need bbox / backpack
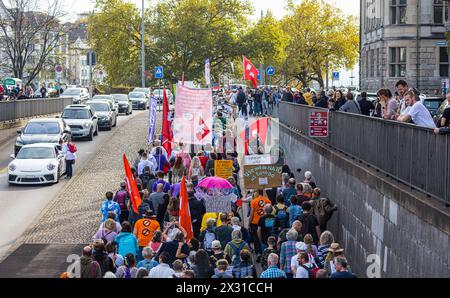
[229,242,246,267]
[234,264,253,278]
[138,200,152,217]
[301,264,319,279]
[203,229,216,250]
[115,190,129,211]
[67,143,77,153]
[274,205,289,229]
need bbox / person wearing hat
[290,241,307,276]
[133,210,161,262]
[325,243,347,276]
[209,240,231,269]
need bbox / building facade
[360,0,449,94]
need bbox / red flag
[123,154,142,214]
[240,117,269,156]
[162,88,172,158]
[179,176,193,242]
[243,56,258,89]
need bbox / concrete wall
[280,124,450,278]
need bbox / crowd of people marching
[61,136,353,279]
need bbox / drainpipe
[359,0,362,91]
[416,0,421,90]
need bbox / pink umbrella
[198,177,233,189]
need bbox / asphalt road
[0,110,146,261]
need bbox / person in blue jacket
[115,222,139,258]
[101,191,121,222]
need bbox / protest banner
[244,154,272,165]
[173,85,213,145]
[243,164,283,189]
[214,160,233,179]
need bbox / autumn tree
[282,0,359,88]
[87,0,145,86]
[149,0,253,84]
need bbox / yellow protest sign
[214,160,233,179]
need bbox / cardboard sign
[203,195,232,214]
[244,154,272,165]
[243,165,283,189]
[214,160,233,179]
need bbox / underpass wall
[280,124,450,278]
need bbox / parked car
[86,100,117,130]
[129,91,148,110]
[14,118,71,156]
[112,94,132,115]
[133,87,151,98]
[60,88,90,104]
[420,96,445,117]
[153,89,174,104]
[61,104,98,141]
[8,143,66,185]
[92,95,119,118]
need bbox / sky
[65,0,360,21]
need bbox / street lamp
[141,0,145,88]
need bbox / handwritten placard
[203,195,232,214]
[214,160,233,179]
[243,164,283,189]
[244,154,272,165]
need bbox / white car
[8,143,66,185]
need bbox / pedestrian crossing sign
[155,66,164,79]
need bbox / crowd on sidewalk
[61,137,354,279]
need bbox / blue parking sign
[155,66,164,79]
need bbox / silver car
[61,88,90,104]
[92,95,119,118]
[112,94,133,115]
[61,105,98,141]
[86,100,117,130]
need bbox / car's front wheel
[87,128,93,141]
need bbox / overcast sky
[65,0,360,22]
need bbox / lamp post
[141,0,145,88]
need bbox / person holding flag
[123,154,142,226]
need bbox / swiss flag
[196,117,210,141]
[240,117,269,155]
[243,56,258,89]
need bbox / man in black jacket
[358,92,375,116]
[283,87,294,103]
[187,182,206,238]
[236,87,247,117]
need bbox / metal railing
[279,102,450,205]
[0,97,74,122]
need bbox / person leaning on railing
[434,93,450,135]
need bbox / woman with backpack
[114,181,130,223]
[92,219,118,244]
[60,137,77,179]
[114,222,139,259]
[115,253,139,278]
[232,249,256,278]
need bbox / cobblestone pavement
[21,111,160,244]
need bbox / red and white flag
[243,56,258,89]
[179,176,193,242]
[123,154,142,214]
[162,88,172,157]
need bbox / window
[390,0,407,25]
[439,47,449,77]
[434,0,448,24]
[369,50,375,77]
[389,47,407,77]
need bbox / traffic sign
[332,72,340,81]
[436,41,447,47]
[55,65,63,74]
[155,66,164,79]
[309,111,329,138]
[266,66,275,76]
[257,72,261,81]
